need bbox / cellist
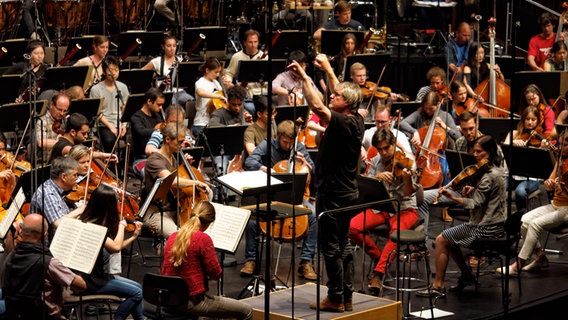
[462,43,504,103]
[143,122,211,243]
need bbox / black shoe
[449,274,476,293]
[416,286,446,298]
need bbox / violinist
[415,66,447,102]
[544,40,567,71]
[0,138,16,185]
[141,35,193,106]
[89,56,130,154]
[143,122,211,240]
[399,91,461,148]
[6,40,47,100]
[449,80,469,123]
[130,88,166,176]
[497,130,568,276]
[462,43,504,102]
[272,50,323,106]
[520,84,554,135]
[34,92,70,164]
[242,120,317,280]
[350,63,376,121]
[417,136,507,298]
[349,128,419,295]
[74,35,109,89]
[193,57,227,137]
[29,157,85,231]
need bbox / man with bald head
[3,214,86,319]
[34,92,71,163]
[444,22,472,76]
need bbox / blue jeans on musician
[95,276,144,320]
[514,179,540,210]
[244,199,317,263]
[170,89,193,107]
[244,99,255,119]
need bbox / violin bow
[120,143,131,218]
[365,65,387,111]
[9,116,32,172]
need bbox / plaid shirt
[30,179,73,225]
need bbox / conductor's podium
[243,283,401,320]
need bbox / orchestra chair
[543,221,568,256]
[465,210,524,304]
[143,273,195,320]
[63,288,122,320]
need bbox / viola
[385,151,414,178]
[52,120,65,135]
[361,82,408,101]
[434,158,490,204]
[435,85,448,100]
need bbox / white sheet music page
[217,171,283,194]
[204,203,251,253]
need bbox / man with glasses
[30,157,85,232]
[34,92,70,163]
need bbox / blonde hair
[169,200,216,267]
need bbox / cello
[177,152,209,226]
[415,99,446,189]
[472,18,511,118]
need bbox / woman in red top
[162,200,252,319]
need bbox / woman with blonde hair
[162,201,252,319]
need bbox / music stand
[14,164,51,203]
[236,60,270,84]
[0,101,46,132]
[240,173,307,206]
[343,53,391,84]
[180,147,204,166]
[391,101,420,119]
[320,30,365,57]
[274,105,309,126]
[270,30,308,59]
[120,94,145,123]
[183,27,228,58]
[177,62,201,95]
[445,150,476,179]
[69,98,103,125]
[479,118,519,144]
[0,39,30,66]
[270,59,287,81]
[197,125,248,158]
[65,36,95,61]
[500,145,555,181]
[162,92,173,110]
[117,31,164,58]
[41,66,90,91]
[0,75,23,104]
[0,188,26,240]
[119,69,154,94]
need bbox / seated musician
[48,112,115,162]
[141,35,193,106]
[143,122,211,240]
[443,22,472,78]
[497,130,568,275]
[519,84,554,135]
[145,105,192,156]
[74,35,109,89]
[417,136,507,298]
[33,92,70,163]
[29,157,85,230]
[503,106,548,211]
[130,88,166,178]
[415,66,447,102]
[2,214,87,319]
[6,40,47,101]
[317,33,357,91]
[242,96,276,166]
[241,120,317,280]
[544,40,567,71]
[527,12,559,72]
[349,128,419,295]
[162,200,253,319]
[349,62,375,121]
[272,50,323,107]
[0,137,16,198]
[193,58,226,137]
[89,56,130,154]
[462,43,504,102]
[449,80,471,122]
[313,0,365,41]
[222,29,267,116]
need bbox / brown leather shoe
[240,260,255,276]
[368,274,382,296]
[309,296,345,312]
[298,262,317,280]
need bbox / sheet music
[205,203,251,253]
[0,188,25,239]
[50,217,108,274]
[217,171,283,194]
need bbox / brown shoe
[309,296,345,312]
[240,260,255,276]
[344,300,353,311]
[442,208,453,222]
[368,274,382,296]
[298,262,317,280]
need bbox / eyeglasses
[52,105,68,114]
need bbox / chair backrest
[143,273,190,308]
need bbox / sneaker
[344,300,353,311]
[368,274,382,296]
[522,255,549,272]
[416,286,446,298]
[495,265,518,276]
[309,296,345,312]
[240,260,256,276]
[298,262,317,280]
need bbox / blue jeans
[244,199,317,262]
[514,179,540,210]
[244,99,255,119]
[170,89,193,107]
[95,276,143,320]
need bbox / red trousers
[349,208,419,274]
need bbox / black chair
[142,273,192,320]
[466,210,524,303]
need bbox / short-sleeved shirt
[144,151,178,210]
[44,258,78,317]
[130,109,164,159]
[89,81,130,126]
[322,19,365,32]
[49,137,73,163]
[194,77,222,127]
[528,33,556,69]
[30,179,74,225]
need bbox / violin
[360,82,409,101]
[519,128,556,151]
[52,119,65,135]
[434,158,490,204]
[434,85,448,100]
[385,151,414,178]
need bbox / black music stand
[119,69,154,94]
[343,53,391,84]
[162,92,173,110]
[237,60,270,84]
[445,150,476,179]
[117,31,164,58]
[14,164,51,203]
[274,105,309,126]
[180,147,204,166]
[270,30,308,59]
[69,98,103,126]
[197,125,248,158]
[391,101,420,119]
[270,59,287,81]
[65,36,95,61]
[0,75,25,105]
[479,118,519,144]
[0,101,46,132]
[320,30,365,57]
[183,27,228,58]
[177,62,201,95]
[41,66,90,91]
[0,39,30,66]
[120,94,145,123]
